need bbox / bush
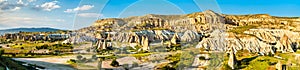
[67,59,76,64]
[0,49,4,56]
[228,25,257,34]
[92,55,97,60]
[199,56,206,60]
[110,59,119,67]
[76,55,83,60]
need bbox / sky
[0,0,299,30]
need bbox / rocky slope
[73,10,299,54]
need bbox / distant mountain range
[0,28,63,35]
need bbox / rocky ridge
[73,10,299,54]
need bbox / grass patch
[243,56,279,70]
[296,50,300,54]
[131,53,152,59]
[208,52,225,69]
[228,25,257,34]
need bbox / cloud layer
[77,13,102,18]
[34,1,60,11]
[0,0,26,12]
[64,5,94,13]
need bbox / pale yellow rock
[171,33,180,45]
[228,47,237,69]
[142,36,150,51]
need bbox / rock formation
[276,34,297,53]
[141,36,150,51]
[228,47,237,69]
[181,30,200,42]
[71,10,300,55]
[276,61,287,70]
[96,39,112,50]
[196,30,227,51]
[171,33,180,45]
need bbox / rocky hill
[74,10,300,54]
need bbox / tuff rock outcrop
[196,30,227,51]
[70,10,300,55]
[228,47,237,69]
[96,39,112,50]
[276,34,297,53]
[181,30,200,42]
[141,36,150,51]
[171,33,180,45]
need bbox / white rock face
[276,34,297,53]
[72,10,300,55]
[141,36,150,51]
[111,30,174,43]
[96,39,112,50]
[63,35,97,44]
[171,33,180,45]
[197,28,299,54]
[198,29,227,51]
[228,47,237,69]
[181,30,200,42]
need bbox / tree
[92,55,97,60]
[77,55,83,60]
[110,59,119,67]
[199,56,206,60]
[0,49,4,56]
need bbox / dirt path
[13,55,77,70]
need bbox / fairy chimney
[228,47,237,69]
[142,36,150,51]
[171,33,180,45]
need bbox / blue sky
[0,0,299,30]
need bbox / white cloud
[35,1,60,11]
[0,0,7,3]
[27,0,36,2]
[64,5,94,13]
[77,13,102,18]
[56,19,65,22]
[10,7,21,11]
[0,0,26,12]
[17,0,24,4]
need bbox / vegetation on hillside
[228,25,257,34]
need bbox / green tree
[0,49,4,56]
[110,59,119,67]
[199,56,206,60]
[77,55,83,60]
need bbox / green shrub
[110,59,119,67]
[0,49,4,56]
[228,25,257,34]
[92,55,97,60]
[199,56,206,60]
[76,55,83,60]
[67,59,76,64]
[105,56,117,59]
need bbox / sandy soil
[11,42,94,70]
[13,55,77,70]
